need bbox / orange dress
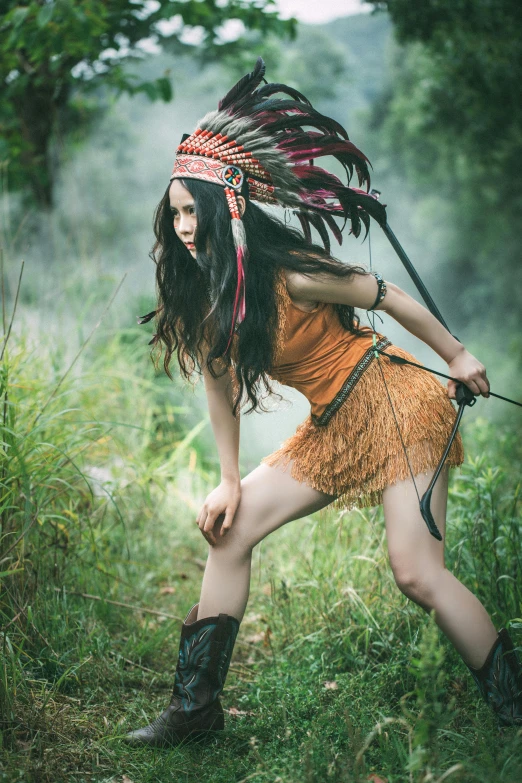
[261,272,464,509]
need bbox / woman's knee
[209,503,272,561]
[391,564,443,608]
[207,520,255,563]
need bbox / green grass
[1,321,522,783]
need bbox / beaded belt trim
[311,337,392,427]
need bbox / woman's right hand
[196,479,241,546]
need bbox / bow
[365,189,521,541]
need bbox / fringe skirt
[261,345,464,510]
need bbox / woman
[126,59,521,745]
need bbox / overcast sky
[154,1,373,47]
[274,0,373,24]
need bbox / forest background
[1,1,521,782]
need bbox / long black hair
[151,178,368,414]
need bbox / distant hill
[322,12,392,118]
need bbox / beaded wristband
[368,272,387,310]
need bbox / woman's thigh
[383,466,449,587]
[213,461,336,552]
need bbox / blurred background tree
[368,0,522,331]
[0,0,295,208]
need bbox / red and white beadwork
[224,187,241,220]
[172,129,275,204]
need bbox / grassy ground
[1,320,522,783]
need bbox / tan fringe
[272,270,289,365]
[261,345,464,510]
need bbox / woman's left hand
[446,347,490,400]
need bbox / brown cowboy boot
[466,628,522,727]
[125,603,240,746]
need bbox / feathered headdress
[143,57,386,351]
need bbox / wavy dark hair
[150,177,368,414]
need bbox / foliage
[0,0,295,206]
[368,0,522,178]
[1,314,521,779]
[366,1,522,331]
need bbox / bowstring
[366,226,422,507]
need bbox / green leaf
[37,3,54,29]
[0,568,24,579]
[10,7,30,28]
[155,76,173,102]
[140,82,158,100]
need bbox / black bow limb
[377,347,521,539]
[419,384,476,540]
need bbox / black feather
[218,56,266,112]
[137,310,157,324]
[257,113,349,140]
[318,211,343,246]
[253,83,313,106]
[307,213,331,253]
[349,207,361,238]
[243,98,314,115]
[348,192,387,228]
[296,212,312,244]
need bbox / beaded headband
[172,154,245,192]
[167,56,386,353]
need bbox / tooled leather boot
[125,603,240,746]
[466,628,522,727]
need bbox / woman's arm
[285,269,490,399]
[196,355,241,545]
[204,361,240,484]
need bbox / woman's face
[169,179,197,258]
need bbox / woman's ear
[237,195,246,217]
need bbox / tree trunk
[13,83,56,209]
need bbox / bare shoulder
[282,268,320,312]
[282,268,310,297]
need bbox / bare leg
[383,466,498,669]
[197,462,335,621]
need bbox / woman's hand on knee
[196,479,241,546]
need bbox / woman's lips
[185,242,195,249]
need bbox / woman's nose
[178,213,194,235]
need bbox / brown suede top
[270,274,385,418]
